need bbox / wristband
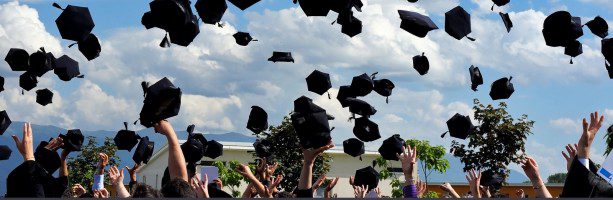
[93,174,105,190]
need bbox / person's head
[132,183,162,198]
[161,178,196,198]
[274,191,295,198]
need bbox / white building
[137,141,402,197]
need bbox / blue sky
[0,0,612,179]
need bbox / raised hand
[349,176,355,186]
[397,145,417,184]
[374,187,382,198]
[312,174,327,191]
[302,141,335,164]
[325,177,339,194]
[93,188,110,198]
[265,174,283,197]
[439,182,460,198]
[479,185,491,198]
[98,153,109,168]
[45,137,64,151]
[191,173,209,198]
[108,166,124,186]
[577,111,605,160]
[416,180,427,198]
[561,144,578,172]
[71,184,87,197]
[520,156,552,198]
[465,169,482,198]
[12,123,34,161]
[153,120,174,136]
[516,189,525,198]
[235,163,255,179]
[353,185,369,198]
[126,164,141,182]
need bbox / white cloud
[549,118,581,135]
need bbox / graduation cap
[353,166,379,189]
[291,96,333,149]
[542,11,583,47]
[585,16,609,39]
[294,96,325,114]
[565,40,583,64]
[0,76,4,93]
[341,16,362,37]
[28,48,55,77]
[35,88,53,106]
[19,72,38,92]
[445,6,475,41]
[337,85,356,108]
[343,138,364,157]
[34,141,61,174]
[54,55,82,81]
[138,77,182,128]
[499,12,513,33]
[413,52,429,75]
[350,73,374,97]
[76,33,101,61]
[233,32,257,46]
[133,136,155,164]
[253,138,274,158]
[247,106,268,134]
[114,122,140,151]
[181,124,208,163]
[0,145,11,160]
[0,110,11,135]
[408,0,418,2]
[6,160,48,197]
[168,16,200,47]
[491,0,510,10]
[604,38,613,78]
[398,10,439,38]
[481,169,504,190]
[59,129,84,152]
[353,117,381,142]
[373,79,395,103]
[378,134,405,161]
[53,3,95,42]
[147,0,190,31]
[328,0,363,13]
[203,140,223,159]
[346,98,377,118]
[294,0,331,17]
[5,48,30,71]
[268,51,294,63]
[227,0,261,10]
[469,65,483,91]
[442,113,476,140]
[195,0,227,25]
[489,76,514,100]
[306,70,332,97]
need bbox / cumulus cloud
[549,118,581,135]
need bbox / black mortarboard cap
[353,117,381,142]
[585,16,609,39]
[328,0,363,13]
[53,3,95,42]
[54,55,81,81]
[268,51,294,63]
[195,0,227,25]
[489,76,514,100]
[0,110,11,135]
[168,16,200,47]
[247,106,268,134]
[373,79,395,98]
[227,0,261,10]
[481,169,504,190]
[148,0,190,31]
[35,88,53,106]
[139,77,182,128]
[491,0,510,10]
[203,140,223,159]
[565,40,583,64]
[114,122,140,151]
[335,9,354,26]
[604,38,613,64]
[378,134,405,161]
[499,12,513,33]
[337,85,356,108]
[408,0,418,2]
[291,97,333,149]
[77,33,101,61]
[0,145,11,160]
[253,138,274,158]
[141,11,156,29]
[444,113,475,140]
[353,166,379,189]
[413,52,429,75]
[19,72,38,91]
[469,65,483,91]
[542,11,583,47]
[59,129,84,152]
[133,136,155,164]
[34,141,61,174]
[398,10,439,38]
[295,0,331,17]
[346,98,377,117]
[5,48,29,71]
[343,138,364,157]
[181,124,208,163]
[0,76,4,93]
[233,32,257,46]
[306,70,332,96]
[350,73,374,97]
[341,16,362,37]
[28,48,55,77]
[294,96,325,114]
[445,6,475,41]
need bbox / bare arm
[109,166,130,198]
[155,120,188,181]
[521,156,552,198]
[60,149,69,177]
[299,142,334,190]
[440,183,461,198]
[236,164,267,197]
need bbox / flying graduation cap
[142,0,200,47]
[227,0,261,10]
[5,48,29,71]
[138,77,182,128]
[499,12,513,33]
[350,73,374,97]
[0,76,4,93]
[373,79,395,103]
[59,129,84,152]
[133,136,155,165]
[353,166,379,189]
[0,110,11,135]
[291,96,333,149]
[75,33,101,61]
[341,16,362,37]
[353,117,381,142]
[34,141,61,174]
[413,52,429,75]
[268,51,294,63]
[565,40,583,64]
[378,134,405,161]
[604,38,613,78]
[28,48,55,77]
[0,145,11,160]
[585,16,609,39]
[114,122,141,151]
[233,32,258,46]
[445,6,476,41]
[247,106,268,134]
[306,70,332,98]
[54,55,83,81]
[491,0,510,10]
[469,65,483,91]
[337,85,356,108]
[398,10,439,38]
[346,98,377,118]
[195,0,227,25]
[294,0,331,17]
[203,140,223,159]
[19,72,38,92]
[343,138,364,157]
[35,89,53,106]
[253,138,273,158]
[489,76,515,100]
[53,3,95,42]
[542,11,583,47]
[181,124,207,163]
[442,113,476,140]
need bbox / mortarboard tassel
[386,96,389,104]
[68,42,77,48]
[359,156,362,161]
[440,131,448,138]
[570,57,574,64]
[467,36,476,41]
[124,122,129,130]
[330,127,335,131]
[52,2,63,10]
[133,119,139,125]
[21,89,24,95]
[141,81,150,97]
[331,20,336,25]
[77,75,85,78]
[160,33,170,48]
[491,4,495,11]
[252,39,259,42]
[327,92,331,99]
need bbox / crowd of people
[3,111,611,198]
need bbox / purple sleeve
[403,184,418,198]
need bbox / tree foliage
[373,157,403,198]
[405,139,450,185]
[212,160,251,197]
[605,125,613,156]
[450,99,534,183]
[67,136,120,189]
[546,172,567,184]
[252,116,332,191]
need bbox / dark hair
[132,183,162,198]
[161,178,196,198]
[275,191,295,198]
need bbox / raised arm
[466,169,482,198]
[561,144,578,172]
[521,156,552,198]
[126,164,140,192]
[109,166,130,198]
[93,153,109,191]
[60,149,69,177]
[299,141,335,190]
[154,120,188,181]
[236,163,267,197]
[12,122,35,162]
[577,111,605,164]
[398,145,418,198]
[440,182,461,198]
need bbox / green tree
[212,160,250,197]
[546,173,567,183]
[405,139,450,185]
[67,136,120,189]
[252,116,332,191]
[422,191,439,198]
[605,125,613,156]
[450,99,534,186]
[373,157,403,198]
